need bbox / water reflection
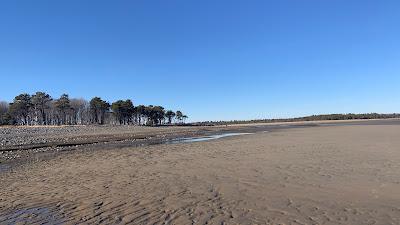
[167,133,252,144]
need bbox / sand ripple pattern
[1,125,400,224]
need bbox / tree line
[0,92,188,126]
[196,113,400,126]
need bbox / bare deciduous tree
[0,101,10,125]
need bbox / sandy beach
[1,123,400,224]
[3,1,399,224]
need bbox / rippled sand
[1,125,400,224]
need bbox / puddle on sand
[0,207,64,224]
[167,133,253,144]
[0,164,10,173]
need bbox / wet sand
[0,123,317,167]
[1,124,400,224]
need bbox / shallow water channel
[166,132,253,144]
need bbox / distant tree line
[196,113,400,126]
[0,92,188,126]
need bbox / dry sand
[1,124,400,224]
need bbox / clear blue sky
[1,1,399,122]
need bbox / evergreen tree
[54,94,71,125]
[31,91,52,125]
[9,94,32,125]
[90,97,110,124]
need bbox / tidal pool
[167,132,253,144]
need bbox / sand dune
[1,125,400,224]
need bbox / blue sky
[1,0,399,121]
